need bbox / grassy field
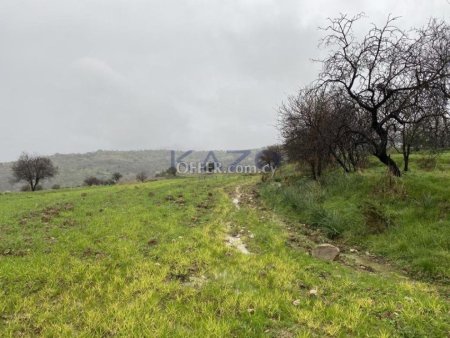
[0,173,449,336]
[260,152,450,282]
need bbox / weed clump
[361,202,392,234]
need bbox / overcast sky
[0,0,448,161]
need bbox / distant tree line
[280,14,449,178]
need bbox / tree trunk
[310,162,318,180]
[330,149,350,173]
[403,144,411,172]
[401,129,411,172]
[31,178,39,191]
[373,121,401,177]
[376,152,401,177]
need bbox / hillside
[0,149,261,191]
[261,152,450,282]
[0,171,448,336]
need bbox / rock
[311,244,340,261]
[309,289,318,296]
[292,299,301,306]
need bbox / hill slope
[0,149,261,191]
[0,175,448,336]
[261,152,450,282]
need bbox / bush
[84,173,125,186]
[155,167,177,178]
[52,184,61,190]
[84,176,104,186]
[167,166,177,176]
[112,172,122,183]
[361,202,392,234]
[136,172,148,182]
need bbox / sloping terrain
[0,149,261,191]
[261,152,450,282]
[0,175,448,337]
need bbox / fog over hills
[0,149,262,191]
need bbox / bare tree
[12,153,58,191]
[318,14,449,176]
[257,146,282,170]
[393,88,448,171]
[279,88,369,178]
[136,171,148,182]
[280,89,334,179]
[323,89,371,172]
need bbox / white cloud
[72,57,126,86]
[0,0,448,161]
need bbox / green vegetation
[0,149,262,191]
[261,152,450,282]
[0,173,448,336]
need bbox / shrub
[155,167,177,178]
[84,176,104,186]
[361,202,392,234]
[136,172,148,182]
[112,172,122,183]
[166,167,177,176]
[104,179,115,185]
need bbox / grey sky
[0,0,448,161]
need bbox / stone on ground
[311,243,340,261]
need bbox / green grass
[260,152,450,282]
[0,174,449,336]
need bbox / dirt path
[225,234,250,254]
[224,185,252,254]
[229,183,412,279]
